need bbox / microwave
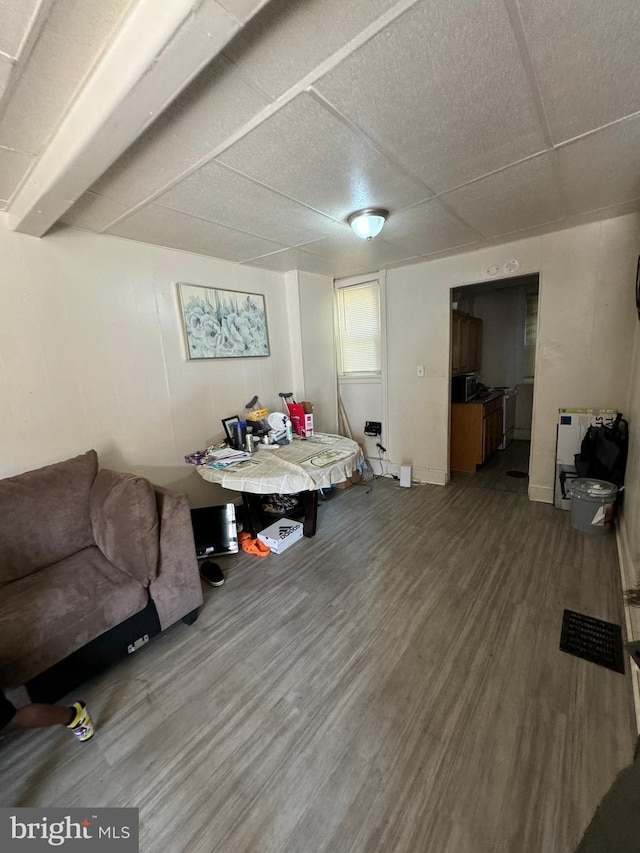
[451,373,478,402]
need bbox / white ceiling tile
[315,0,546,193]
[380,199,481,255]
[59,192,132,232]
[219,93,431,219]
[223,0,400,98]
[555,117,640,216]
[441,154,564,238]
[157,160,341,245]
[244,247,368,277]
[0,0,133,154]
[91,55,268,206]
[105,204,287,262]
[517,0,640,142]
[0,146,34,199]
[300,230,418,269]
[217,0,269,22]
[0,0,41,58]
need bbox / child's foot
[67,701,95,742]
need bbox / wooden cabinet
[452,311,482,375]
[451,396,503,473]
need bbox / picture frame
[221,416,240,444]
[178,283,270,359]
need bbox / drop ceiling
[1,0,640,278]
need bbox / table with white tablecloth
[197,433,361,537]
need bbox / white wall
[515,383,534,440]
[298,270,338,434]
[0,220,293,505]
[385,213,640,497]
[473,287,525,388]
[474,292,519,387]
[617,279,640,729]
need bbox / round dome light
[347,208,389,240]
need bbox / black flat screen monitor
[190,503,238,557]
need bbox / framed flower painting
[178,283,270,359]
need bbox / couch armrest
[90,468,159,586]
[149,487,203,630]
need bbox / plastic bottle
[233,421,247,449]
[285,417,293,443]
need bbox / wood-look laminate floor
[1,445,636,853]
[451,439,531,496]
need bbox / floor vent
[560,609,624,674]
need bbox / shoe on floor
[200,560,225,586]
[238,531,270,557]
[67,701,95,742]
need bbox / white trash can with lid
[568,478,618,533]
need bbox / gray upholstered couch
[0,450,203,701]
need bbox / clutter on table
[184,443,251,469]
[245,394,271,436]
[279,392,314,437]
[185,393,317,474]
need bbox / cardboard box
[335,470,362,490]
[257,518,303,554]
[554,409,619,510]
[301,402,314,437]
[286,401,313,436]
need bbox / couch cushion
[0,450,98,584]
[0,546,148,688]
[90,469,159,585]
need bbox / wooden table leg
[302,489,318,538]
[241,492,260,538]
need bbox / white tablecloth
[197,433,361,494]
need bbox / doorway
[449,273,539,486]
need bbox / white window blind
[336,281,381,375]
[524,292,538,379]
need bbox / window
[336,280,381,376]
[524,292,538,379]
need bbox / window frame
[335,274,383,379]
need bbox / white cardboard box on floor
[257,518,303,554]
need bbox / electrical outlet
[416,365,424,377]
[364,421,382,436]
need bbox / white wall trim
[337,375,382,385]
[514,428,532,440]
[284,270,305,398]
[379,269,390,465]
[616,513,640,733]
[335,272,380,288]
[362,460,447,486]
[413,466,448,486]
[528,484,553,503]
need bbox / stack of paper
[205,447,252,469]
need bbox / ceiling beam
[7,0,266,236]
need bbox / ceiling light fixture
[347,208,389,240]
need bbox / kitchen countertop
[453,391,505,405]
